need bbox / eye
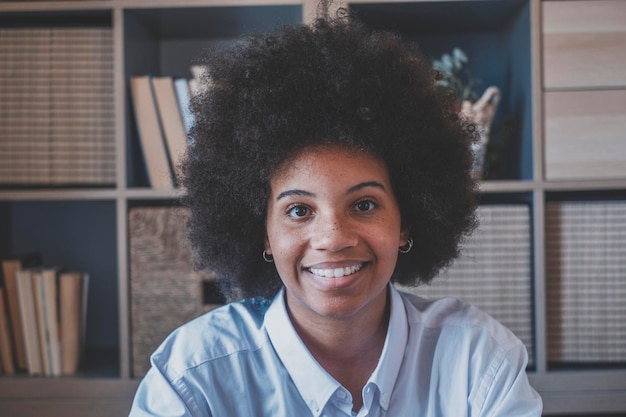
[354,199,377,212]
[287,205,310,218]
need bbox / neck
[287,287,390,355]
[286,288,391,411]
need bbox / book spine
[1,260,28,370]
[43,270,62,376]
[174,78,194,135]
[152,76,188,184]
[130,75,175,189]
[32,271,51,376]
[16,270,42,376]
[0,288,16,375]
[60,271,83,375]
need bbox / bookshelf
[0,0,625,415]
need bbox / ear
[264,234,272,254]
[400,226,410,246]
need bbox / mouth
[308,263,364,278]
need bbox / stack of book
[0,256,89,376]
[129,68,201,189]
[0,26,115,186]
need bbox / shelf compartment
[123,4,302,188]
[398,200,536,367]
[545,195,626,369]
[542,0,626,90]
[0,10,116,189]
[350,0,533,181]
[544,89,626,181]
[2,199,120,377]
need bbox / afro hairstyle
[182,12,478,301]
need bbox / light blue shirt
[130,285,542,416]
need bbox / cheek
[379,236,402,261]
[380,232,404,264]
[371,215,403,244]
[270,238,305,284]
[267,227,305,259]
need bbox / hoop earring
[262,250,274,263]
[399,238,413,254]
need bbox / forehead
[270,144,390,186]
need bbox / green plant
[432,48,480,103]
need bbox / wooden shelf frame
[1,0,625,415]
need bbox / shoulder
[395,290,541,414]
[150,297,273,380]
[398,290,521,351]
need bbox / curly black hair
[182,13,477,301]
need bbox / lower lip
[306,267,364,290]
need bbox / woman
[130,13,542,417]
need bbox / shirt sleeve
[129,365,206,417]
[476,342,543,417]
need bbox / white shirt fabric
[129,285,542,416]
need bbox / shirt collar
[366,285,409,411]
[265,288,339,417]
[264,285,409,414]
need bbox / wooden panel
[542,0,626,89]
[0,379,139,417]
[544,89,626,180]
[0,400,132,417]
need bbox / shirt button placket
[309,400,320,417]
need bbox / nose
[310,211,358,252]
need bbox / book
[174,78,194,135]
[32,269,61,377]
[152,76,188,184]
[31,271,51,376]
[15,269,42,375]
[1,255,41,370]
[59,271,88,375]
[130,75,175,189]
[43,269,62,376]
[0,288,15,375]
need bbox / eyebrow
[347,181,386,194]
[276,189,315,201]
[275,181,386,201]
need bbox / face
[265,144,408,323]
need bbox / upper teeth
[309,264,363,278]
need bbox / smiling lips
[308,263,363,278]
